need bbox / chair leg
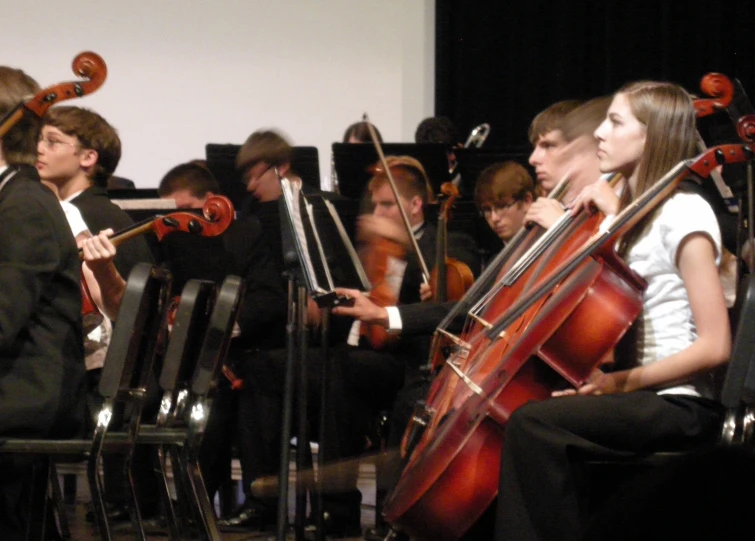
[48,462,71,540]
[123,450,147,541]
[153,444,182,540]
[23,457,50,541]
[177,447,222,541]
[62,473,77,505]
[87,450,113,541]
[169,444,202,539]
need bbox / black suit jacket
[391,222,481,369]
[0,167,85,438]
[159,215,288,350]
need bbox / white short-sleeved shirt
[625,191,722,398]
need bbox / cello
[0,51,107,139]
[0,52,108,323]
[80,195,235,325]
[385,76,741,540]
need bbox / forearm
[86,262,125,321]
[615,336,731,393]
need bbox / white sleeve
[385,305,403,332]
[60,201,90,238]
[661,193,722,267]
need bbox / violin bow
[363,113,431,284]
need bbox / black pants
[494,391,723,541]
[237,344,404,503]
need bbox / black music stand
[453,147,532,196]
[205,143,322,211]
[332,142,451,199]
[275,175,369,541]
[107,187,160,200]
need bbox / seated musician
[0,66,86,540]
[525,95,612,229]
[343,121,382,143]
[156,161,288,508]
[475,160,535,245]
[332,99,612,541]
[494,81,730,541]
[334,159,535,541]
[235,128,342,279]
[415,116,461,185]
[228,155,479,536]
[335,96,609,337]
[35,105,158,528]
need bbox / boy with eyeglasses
[37,105,158,528]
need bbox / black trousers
[237,344,404,503]
[494,391,722,541]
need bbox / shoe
[85,502,130,524]
[308,497,362,538]
[217,500,277,532]
[110,514,169,535]
[364,525,409,541]
[143,515,169,535]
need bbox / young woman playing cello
[494,81,731,541]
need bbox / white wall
[3,0,435,188]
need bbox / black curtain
[436,0,755,152]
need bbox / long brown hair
[615,81,697,255]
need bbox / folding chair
[134,274,245,541]
[139,278,217,540]
[0,262,172,541]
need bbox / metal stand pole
[276,276,298,541]
[314,307,331,541]
[294,285,311,541]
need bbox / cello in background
[0,51,107,139]
[0,52,108,322]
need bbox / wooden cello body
[386,224,645,540]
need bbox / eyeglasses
[480,200,519,217]
[241,163,275,185]
[38,135,78,150]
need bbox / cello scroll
[693,72,735,118]
[88,194,236,253]
[0,51,107,140]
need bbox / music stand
[107,188,160,200]
[453,147,532,196]
[332,142,451,199]
[275,175,369,541]
[280,179,369,307]
[205,143,322,211]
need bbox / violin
[357,115,432,349]
[81,195,235,324]
[0,52,107,140]
[429,182,474,302]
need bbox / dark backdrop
[435,0,755,152]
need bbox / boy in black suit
[0,66,86,541]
